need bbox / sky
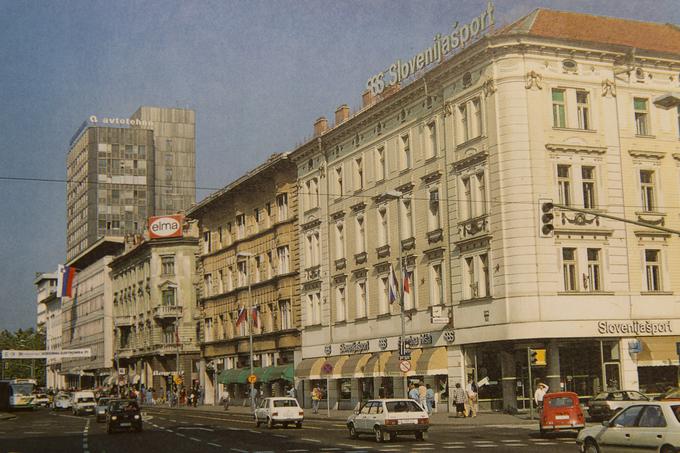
[0,0,678,331]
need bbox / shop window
[338,379,351,400]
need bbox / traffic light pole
[527,347,534,421]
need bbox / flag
[251,306,260,329]
[403,269,412,295]
[57,264,76,298]
[388,265,399,304]
[235,307,247,327]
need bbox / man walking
[452,383,468,417]
[417,381,427,411]
[425,384,435,415]
[311,385,322,414]
[534,383,548,411]
[408,383,419,402]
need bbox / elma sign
[148,215,184,239]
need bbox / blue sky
[0,0,678,331]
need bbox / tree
[0,327,46,386]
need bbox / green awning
[261,364,294,383]
[218,368,251,385]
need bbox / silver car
[587,390,650,421]
[576,401,680,452]
[347,399,429,443]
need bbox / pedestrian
[452,383,468,417]
[466,380,478,417]
[311,385,322,414]
[425,384,435,415]
[408,383,419,402]
[221,390,230,410]
[287,386,297,400]
[417,381,427,411]
[534,383,548,411]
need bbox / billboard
[148,215,184,239]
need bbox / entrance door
[604,362,621,391]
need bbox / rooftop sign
[69,114,154,147]
[148,214,184,239]
[366,2,495,96]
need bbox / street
[0,406,585,453]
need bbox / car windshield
[592,393,608,401]
[79,397,95,403]
[98,398,110,405]
[385,401,423,413]
[548,397,574,408]
[109,400,138,411]
[273,399,298,407]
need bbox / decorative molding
[482,78,496,97]
[301,218,321,231]
[305,265,321,281]
[302,281,321,292]
[373,262,390,274]
[330,210,345,220]
[334,258,346,271]
[333,274,347,284]
[673,153,680,162]
[352,268,368,279]
[421,170,442,184]
[560,211,600,227]
[601,79,616,97]
[350,202,366,213]
[427,228,443,244]
[457,216,489,240]
[401,237,416,251]
[628,149,665,160]
[354,251,367,265]
[396,182,415,194]
[546,143,607,155]
[636,213,665,226]
[443,102,454,116]
[376,244,391,259]
[453,149,488,172]
[424,246,445,260]
[525,70,543,90]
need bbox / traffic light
[528,348,547,366]
[529,348,538,365]
[540,201,554,237]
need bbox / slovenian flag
[251,306,260,329]
[403,269,412,295]
[57,264,76,298]
[235,307,248,327]
[388,265,399,304]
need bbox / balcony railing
[153,305,183,320]
[114,315,133,327]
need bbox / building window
[428,189,440,231]
[236,214,246,239]
[279,299,291,330]
[476,172,486,216]
[355,280,368,318]
[336,286,347,322]
[378,276,389,315]
[586,248,602,291]
[277,245,290,274]
[161,256,175,275]
[305,177,319,210]
[277,193,288,220]
[226,266,234,292]
[305,231,320,268]
[459,103,469,142]
[479,253,490,297]
[204,318,213,342]
[640,170,656,212]
[473,98,483,137]
[552,89,566,128]
[306,292,321,326]
[162,288,176,306]
[218,269,224,294]
[375,146,386,181]
[576,90,590,130]
[254,207,261,226]
[400,134,411,170]
[237,260,248,287]
[355,214,366,254]
[634,98,650,136]
[335,221,345,259]
[254,255,262,282]
[562,248,578,291]
[204,274,213,297]
[582,166,597,209]
[354,157,364,191]
[266,251,274,279]
[425,121,437,159]
[557,164,572,206]
[430,262,444,306]
[401,198,413,240]
[645,249,662,291]
[378,206,388,246]
[461,177,472,219]
[335,166,343,197]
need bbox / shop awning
[260,364,295,383]
[218,368,251,385]
[319,355,349,379]
[295,357,324,380]
[415,347,448,375]
[338,353,371,378]
[637,337,680,365]
[385,349,422,376]
[363,352,391,377]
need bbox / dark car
[106,399,142,434]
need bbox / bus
[0,378,36,410]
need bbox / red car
[540,392,585,435]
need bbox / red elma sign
[148,215,184,239]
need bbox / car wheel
[348,423,358,439]
[254,416,260,428]
[295,421,302,429]
[415,431,424,441]
[583,439,600,453]
[267,417,274,429]
[660,446,676,453]
[374,426,384,443]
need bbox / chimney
[314,117,328,136]
[335,104,350,125]
[362,89,374,108]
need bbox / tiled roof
[500,9,680,56]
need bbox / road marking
[499,440,522,442]
[178,426,215,432]
[170,419,178,422]
[301,438,322,443]
[286,450,309,452]
[442,447,466,450]
[248,429,260,434]
[176,432,187,437]
[273,434,288,438]
[208,443,222,448]
[534,442,558,445]
[23,431,46,434]
[231,449,248,453]
[189,437,201,442]
[502,445,526,447]
[320,449,342,451]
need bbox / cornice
[628,149,666,160]
[546,143,607,155]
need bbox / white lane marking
[231,449,248,453]
[499,440,523,443]
[286,450,309,452]
[170,419,178,422]
[208,443,222,448]
[442,447,466,450]
[501,445,527,448]
[301,438,322,443]
[248,429,260,434]
[534,442,558,445]
[177,426,215,432]
[320,449,342,451]
[189,437,201,442]
[273,434,288,438]
[23,431,47,434]
[176,432,186,437]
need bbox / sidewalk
[149,402,538,427]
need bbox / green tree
[0,327,46,386]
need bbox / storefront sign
[597,320,673,336]
[339,341,369,354]
[148,215,184,239]
[1,349,91,359]
[403,333,433,347]
[366,2,495,96]
[89,115,153,128]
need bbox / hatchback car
[347,399,429,443]
[588,390,650,421]
[106,399,142,433]
[659,388,680,402]
[576,401,680,453]
[540,392,585,434]
[32,394,50,407]
[95,397,111,422]
[52,393,72,410]
[254,397,303,429]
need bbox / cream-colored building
[186,153,300,405]
[34,272,65,389]
[291,8,680,411]
[110,222,200,394]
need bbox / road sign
[399,360,411,373]
[247,374,257,384]
[322,362,333,374]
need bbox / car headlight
[111,416,118,421]
[133,414,140,420]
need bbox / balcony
[115,315,133,327]
[401,237,415,251]
[457,215,489,243]
[334,258,346,271]
[153,305,183,320]
[354,251,367,265]
[305,265,321,281]
[376,244,390,258]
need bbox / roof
[499,8,680,56]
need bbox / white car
[347,399,429,443]
[52,393,72,410]
[33,394,50,407]
[254,397,304,429]
[71,391,97,416]
[576,401,680,453]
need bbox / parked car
[540,392,585,434]
[95,397,112,422]
[587,390,650,421]
[346,398,429,443]
[32,394,50,407]
[254,397,304,429]
[106,399,142,434]
[658,388,680,401]
[576,401,680,453]
[52,393,72,410]
[71,390,96,416]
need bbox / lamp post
[381,190,407,395]
[237,251,255,411]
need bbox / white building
[34,272,65,389]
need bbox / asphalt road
[0,407,583,452]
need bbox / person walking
[466,380,478,417]
[425,384,435,415]
[452,383,468,418]
[417,381,427,411]
[408,383,419,402]
[287,386,297,401]
[311,385,322,414]
[221,390,230,410]
[534,383,548,411]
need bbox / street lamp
[237,251,255,411]
[381,190,408,396]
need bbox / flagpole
[237,252,255,412]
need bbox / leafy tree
[0,327,46,386]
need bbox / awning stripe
[295,357,324,380]
[339,353,371,378]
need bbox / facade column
[350,378,361,409]
[500,350,517,412]
[394,375,406,399]
[546,340,561,393]
[327,379,339,409]
[619,338,640,391]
